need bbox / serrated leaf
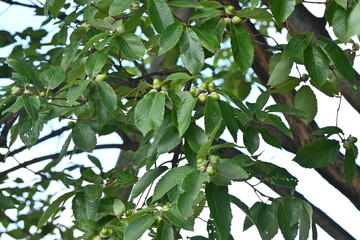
[177,96,197,136]
[163,207,194,230]
[237,8,273,20]
[344,146,357,183]
[67,79,89,105]
[159,22,183,55]
[319,37,354,84]
[299,201,312,240]
[230,23,254,73]
[333,7,347,42]
[7,56,38,86]
[282,34,310,60]
[310,126,344,136]
[84,184,100,220]
[109,0,134,16]
[184,124,207,153]
[189,8,222,20]
[268,59,293,86]
[204,97,222,137]
[178,171,209,217]
[95,81,117,112]
[130,166,168,200]
[72,124,97,152]
[294,86,317,125]
[154,220,174,240]
[20,95,40,121]
[192,26,220,53]
[269,0,296,24]
[219,100,238,142]
[39,66,65,89]
[117,34,146,60]
[293,138,340,168]
[48,0,65,17]
[85,51,107,78]
[270,77,301,93]
[152,166,194,202]
[265,104,305,116]
[134,92,165,136]
[124,214,158,240]
[243,126,260,154]
[148,0,174,33]
[37,191,76,229]
[179,29,204,74]
[205,183,231,240]
[268,114,293,138]
[304,44,329,87]
[347,3,360,38]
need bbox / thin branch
[0,143,138,179]
[0,0,38,8]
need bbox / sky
[0,1,359,240]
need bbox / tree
[0,0,359,239]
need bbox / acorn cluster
[149,78,169,96]
[223,6,242,25]
[197,155,221,176]
[343,135,357,150]
[190,82,220,103]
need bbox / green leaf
[332,7,348,42]
[204,97,222,137]
[304,44,330,87]
[72,124,97,152]
[178,171,210,217]
[192,26,220,53]
[159,22,183,55]
[148,0,174,33]
[130,166,168,200]
[184,124,207,152]
[79,32,110,55]
[117,34,146,60]
[113,199,126,216]
[335,0,347,9]
[189,8,222,20]
[163,207,194,230]
[293,138,340,168]
[95,81,117,112]
[344,147,357,183]
[347,3,360,38]
[299,201,313,240]
[84,184,100,220]
[268,59,293,86]
[243,126,260,154]
[310,126,344,136]
[124,214,158,240]
[155,124,182,155]
[219,100,238,142]
[154,220,174,240]
[268,114,293,138]
[319,37,354,84]
[20,95,40,121]
[37,191,76,229]
[0,30,15,47]
[265,104,305,117]
[134,92,166,136]
[205,183,232,240]
[152,166,194,202]
[270,77,301,93]
[109,0,134,16]
[269,0,296,24]
[7,56,38,86]
[230,23,254,73]
[211,162,249,186]
[179,29,204,74]
[282,34,310,60]
[39,66,65,89]
[237,8,273,20]
[168,0,203,8]
[67,79,89,105]
[177,96,197,136]
[49,0,65,17]
[85,51,107,78]
[277,199,299,240]
[198,1,223,8]
[258,128,282,149]
[294,86,317,125]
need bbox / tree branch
[0,0,38,8]
[0,143,139,179]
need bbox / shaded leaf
[304,44,329,87]
[148,0,174,33]
[269,0,296,24]
[294,86,317,125]
[124,214,158,240]
[179,29,204,74]
[159,22,183,55]
[72,124,97,152]
[85,51,107,78]
[39,66,65,89]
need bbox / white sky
[0,1,359,240]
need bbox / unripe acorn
[197,158,205,165]
[125,210,133,216]
[225,5,235,14]
[198,93,207,103]
[209,155,220,164]
[23,89,32,95]
[39,91,45,97]
[149,88,158,93]
[159,90,167,96]
[162,204,170,211]
[352,43,359,51]
[190,88,200,97]
[100,228,112,238]
[343,142,352,150]
[153,78,161,90]
[199,165,207,172]
[95,73,107,82]
[224,17,232,25]
[206,165,216,176]
[199,82,209,92]
[208,82,216,91]
[301,73,309,81]
[116,24,126,34]
[232,16,242,25]
[348,136,358,144]
[11,86,22,96]
[209,92,220,101]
